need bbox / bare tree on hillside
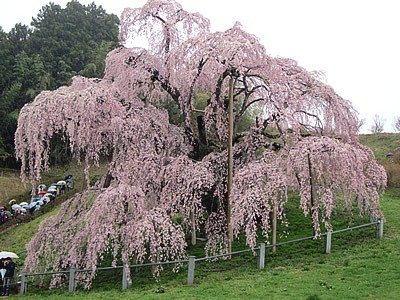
[369,114,385,133]
[393,116,400,132]
[357,118,366,132]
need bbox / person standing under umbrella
[1,257,15,296]
[0,259,4,295]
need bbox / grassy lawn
[4,191,397,299]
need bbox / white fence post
[68,268,76,293]
[122,264,129,290]
[187,256,196,285]
[20,273,27,295]
[325,230,332,254]
[377,219,384,240]
[258,243,265,269]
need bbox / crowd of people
[0,175,74,295]
[0,174,74,224]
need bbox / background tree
[16,0,386,288]
[393,116,400,132]
[28,0,119,88]
[0,1,119,167]
[0,24,32,164]
[369,114,385,133]
[357,118,366,132]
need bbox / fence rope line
[19,219,383,295]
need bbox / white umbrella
[19,202,29,207]
[48,186,57,192]
[35,200,44,206]
[42,196,51,204]
[0,251,19,259]
[11,204,21,211]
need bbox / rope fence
[18,219,384,295]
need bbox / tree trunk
[103,171,113,188]
[191,211,196,245]
[307,153,315,208]
[197,115,207,144]
[272,201,277,254]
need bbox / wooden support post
[68,268,76,293]
[377,219,384,240]
[187,256,196,285]
[227,77,234,253]
[191,211,197,245]
[20,273,27,295]
[272,202,277,254]
[325,230,332,254]
[258,243,266,269]
[369,211,375,223]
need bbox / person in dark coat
[0,259,4,294]
[1,257,15,296]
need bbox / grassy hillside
[0,168,27,203]
[0,162,108,206]
[0,162,108,235]
[359,133,400,161]
[360,133,400,188]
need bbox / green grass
[0,168,27,204]
[3,192,398,299]
[359,133,400,161]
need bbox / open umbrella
[19,202,29,207]
[42,196,51,204]
[11,204,21,211]
[48,186,57,192]
[0,251,19,259]
[35,200,44,207]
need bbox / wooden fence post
[187,256,196,285]
[20,273,27,295]
[325,230,332,254]
[68,268,76,293]
[258,243,265,269]
[377,219,384,240]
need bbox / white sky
[1,0,399,133]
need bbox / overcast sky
[1,0,399,133]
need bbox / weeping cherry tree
[15,0,386,288]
